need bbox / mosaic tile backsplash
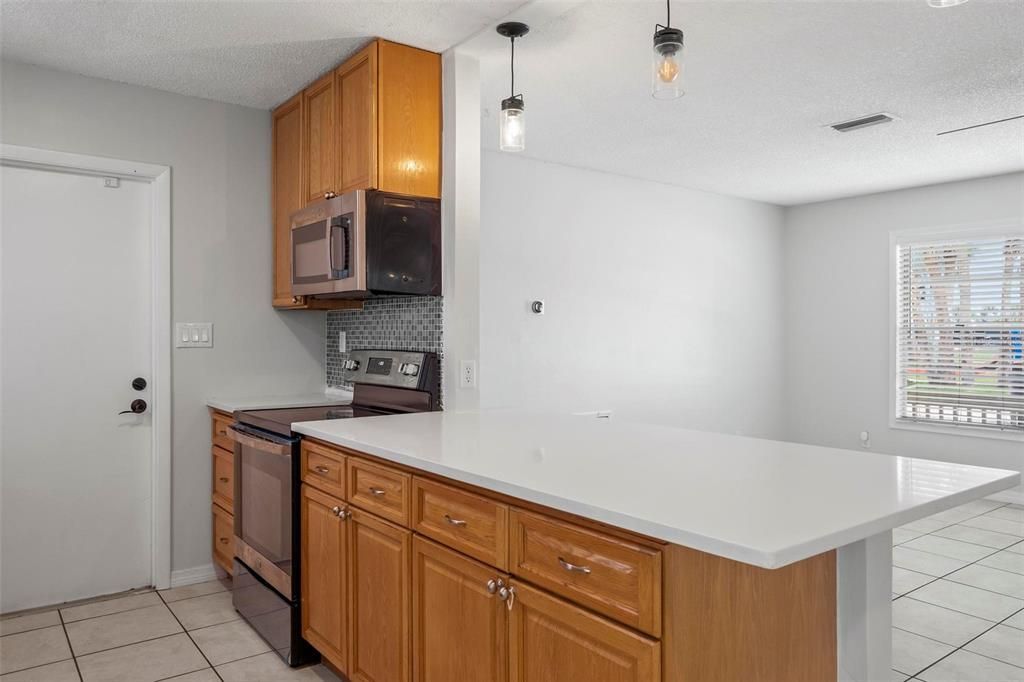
[326,296,444,397]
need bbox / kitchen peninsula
[293,410,1020,682]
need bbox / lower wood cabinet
[211,503,234,574]
[509,580,660,682]
[301,483,349,674]
[412,536,508,682]
[349,508,411,682]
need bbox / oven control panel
[343,349,436,391]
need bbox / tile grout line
[58,609,84,682]
[158,587,226,682]
[904,604,1024,679]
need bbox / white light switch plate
[175,322,213,348]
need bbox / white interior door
[1,164,153,613]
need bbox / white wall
[0,61,327,575]
[783,172,1024,480]
[479,152,787,439]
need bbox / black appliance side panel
[364,191,441,296]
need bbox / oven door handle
[225,426,292,457]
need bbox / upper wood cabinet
[270,38,440,309]
[303,72,337,204]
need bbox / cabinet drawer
[301,440,346,498]
[212,446,234,513]
[412,477,508,569]
[211,411,233,451]
[347,457,411,526]
[509,509,662,636]
[212,503,234,574]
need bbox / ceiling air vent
[829,113,895,133]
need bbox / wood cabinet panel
[509,509,661,636]
[212,503,234,574]
[508,580,660,682]
[301,483,349,674]
[337,42,377,193]
[377,41,441,198]
[211,411,233,450]
[301,440,347,498]
[412,536,508,682]
[271,93,305,308]
[303,72,337,204]
[212,446,234,513]
[412,477,508,569]
[347,457,410,526]
[348,508,411,682]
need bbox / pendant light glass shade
[652,27,684,100]
[500,96,525,152]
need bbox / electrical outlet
[460,360,477,389]
[338,331,346,353]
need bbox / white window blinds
[896,232,1024,433]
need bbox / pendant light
[927,0,968,6]
[496,21,529,152]
[652,0,684,100]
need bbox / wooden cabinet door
[348,508,411,682]
[271,93,305,308]
[303,72,336,204]
[412,536,508,682]
[301,483,348,673]
[508,581,660,682]
[337,42,377,194]
[377,40,441,198]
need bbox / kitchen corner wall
[325,296,444,394]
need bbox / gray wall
[783,172,1024,480]
[0,61,327,574]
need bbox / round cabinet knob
[131,377,147,391]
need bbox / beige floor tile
[60,593,162,624]
[918,649,1024,682]
[0,612,60,637]
[962,515,1024,538]
[158,580,230,604]
[75,633,206,682]
[65,605,181,656]
[0,659,80,682]
[0,626,72,675]
[895,528,925,546]
[189,619,269,666]
[166,592,238,631]
[958,499,1008,515]
[989,507,1024,523]
[893,598,995,646]
[980,551,1024,576]
[903,535,998,563]
[892,628,954,677]
[932,524,1022,550]
[159,669,219,681]
[946,564,1024,599]
[965,624,1024,668]
[1008,542,1024,556]
[911,579,1024,622]
[902,517,954,534]
[216,652,341,681]
[892,670,909,682]
[894,567,935,596]
[894,547,969,578]
[1005,610,1024,630]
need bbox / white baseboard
[170,564,219,588]
[989,489,1024,506]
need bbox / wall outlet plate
[460,360,477,389]
[175,322,213,348]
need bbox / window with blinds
[895,232,1023,434]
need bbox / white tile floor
[0,579,340,681]
[892,499,1024,682]
[2,498,1022,681]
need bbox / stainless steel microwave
[290,190,441,298]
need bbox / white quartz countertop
[292,410,1020,569]
[208,389,352,413]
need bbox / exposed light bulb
[652,27,684,99]
[500,97,525,152]
[657,54,680,83]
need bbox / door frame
[0,143,173,589]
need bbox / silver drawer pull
[368,486,386,496]
[444,514,467,527]
[558,557,592,574]
[314,466,330,475]
[218,477,230,483]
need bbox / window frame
[889,220,1024,442]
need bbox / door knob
[131,377,147,391]
[118,399,148,415]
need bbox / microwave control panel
[343,349,436,391]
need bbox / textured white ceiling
[0,0,524,108]
[479,0,1024,205]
